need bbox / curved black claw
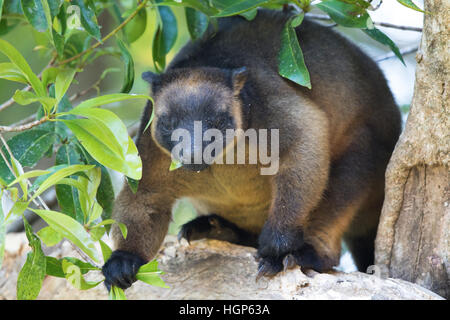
[282,254,296,271]
[102,250,146,291]
[256,257,283,282]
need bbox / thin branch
[0,117,48,133]
[376,45,419,62]
[305,13,423,32]
[57,0,150,66]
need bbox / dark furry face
[151,71,242,171]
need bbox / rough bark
[0,234,443,300]
[375,0,449,298]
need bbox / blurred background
[0,0,424,271]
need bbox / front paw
[102,250,146,290]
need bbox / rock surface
[0,233,444,300]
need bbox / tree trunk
[375,0,449,298]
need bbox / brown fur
[109,10,401,276]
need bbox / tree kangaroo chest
[186,164,273,234]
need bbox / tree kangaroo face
[145,68,246,171]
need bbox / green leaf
[41,67,60,88]
[124,5,147,43]
[62,259,102,290]
[136,260,168,288]
[315,0,373,29]
[127,177,139,194]
[31,208,100,263]
[7,169,50,187]
[278,14,311,89]
[99,239,112,262]
[20,0,49,32]
[70,93,151,111]
[47,0,63,18]
[118,222,127,239]
[363,28,405,65]
[30,164,95,202]
[240,7,257,21]
[37,226,63,247]
[0,130,56,184]
[0,39,45,96]
[45,256,65,277]
[213,0,267,17]
[185,7,208,40]
[55,145,85,222]
[153,3,178,71]
[169,159,182,171]
[12,90,56,112]
[46,256,99,278]
[61,119,142,180]
[117,38,135,93]
[55,68,76,102]
[0,62,28,84]
[72,0,101,41]
[17,218,46,300]
[97,166,114,221]
[89,226,105,241]
[70,107,129,151]
[0,0,4,23]
[397,0,426,13]
[109,286,127,300]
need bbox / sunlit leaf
[31,208,100,263]
[0,38,45,96]
[109,286,127,300]
[62,259,102,290]
[16,218,46,300]
[136,260,168,288]
[99,239,112,262]
[0,62,28,84]
[55,68,76,102]
[37,226,63,247]
[124,5,147,43]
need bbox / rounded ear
[142,71,161,85]
[231,67,248,95]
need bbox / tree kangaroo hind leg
[299,128,383,272]
[256,102,331,278]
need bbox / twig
[376,45,419,62]
[0,117,48,133]
[57,0,150,66]
[305,13,423,32]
